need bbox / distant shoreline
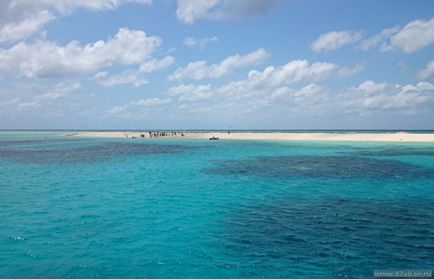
[71,131,434,142]
[2,129,434,134]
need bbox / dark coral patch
[346,146,434,157]
[223,198,434,278]
[205,156,434,179]
[0,142,190,164]
[0,138,90,148]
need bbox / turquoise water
[0,132,433,278]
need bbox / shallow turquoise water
[0,132,433,278]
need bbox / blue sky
[0,0,433,129]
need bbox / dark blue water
[0,132,433,278]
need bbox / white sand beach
[71,131,434,142]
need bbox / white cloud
[355,80,391,93]
[102,77,434,124]
[358,26,400,51]
[0,10,55,43]
[108,97,171,118]
[139,56,174,73]
[314,17,434,53]
[39,82,82,100]
[311,31,362,52]
[0,0,152,43]
[93,71,109,79]
[219,78,434,117]
[264,84,327,107]
[169,48,269,80]
[268,80,434,116]
[417,60,434,80]
[359,17,434,53]
[168,84,213,101]
[386,17,434,53]
[176,0,228,24]
[164,60,362,116]
[93,56,174,87]
[183,36,218,49]
[1,81,83,112]
[219,60,362,99]
[95,71,148,87]
[345,80,434,110]
[337,63,366,77]
[0,97,20,109]
[133,98,171,106]
[0,28,161,78]
[176,0,278,24]
[18,100,41,111]
[9,0,152,13]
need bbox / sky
[0,0,434,130]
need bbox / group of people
[146,131,184,138]
[124,131,185,139]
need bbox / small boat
[209,136,219,140]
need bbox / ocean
[1,131,433,278]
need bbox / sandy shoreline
[70,131,434,142]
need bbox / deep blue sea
[1,131,433,278]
